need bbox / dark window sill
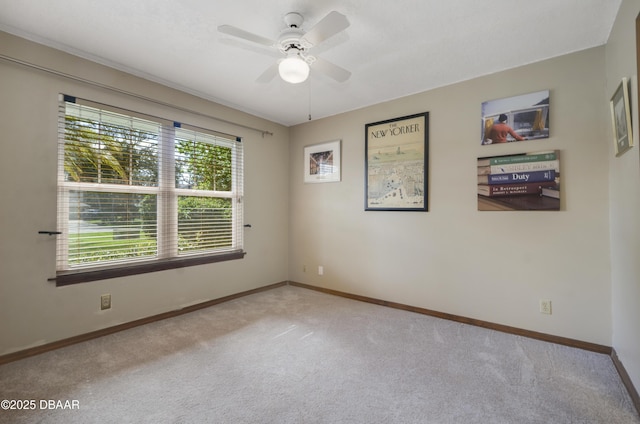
[55,250,246,286]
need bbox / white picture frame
[304,140,341,183]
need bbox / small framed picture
[610,77,634,156]
[304,140,341,183]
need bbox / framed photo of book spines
[365,112,428,211]
[477,150,560,211]
[610,77,634,157]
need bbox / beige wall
[606,0,640,394]
[0,32,290,355]
[289,47,612,346]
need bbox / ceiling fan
[218,11,351,84]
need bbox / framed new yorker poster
[365,112,428,211]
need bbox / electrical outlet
[101,294,111,310]
[318,265,324,276]
[539,299,552,315]
[303,264,307,272]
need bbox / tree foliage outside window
[64,115,158,186]
[175,137,231,191]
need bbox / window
[56,96,244,285]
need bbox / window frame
[55,96,245,286]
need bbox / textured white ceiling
[0,0,622,126]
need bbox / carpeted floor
[0,285,638,423]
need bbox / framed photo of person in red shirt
[481,90,550,145]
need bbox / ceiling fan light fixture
[278,52,309,84]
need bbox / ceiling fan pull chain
[308,79,312,121]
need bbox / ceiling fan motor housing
[278,12,311,54]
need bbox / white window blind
[56,96,244,275]
[174,127,242,256]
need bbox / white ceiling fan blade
[302,11,350,46]
[312,57,351,82]
[256,62,279,83]
[218,25,275,47]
